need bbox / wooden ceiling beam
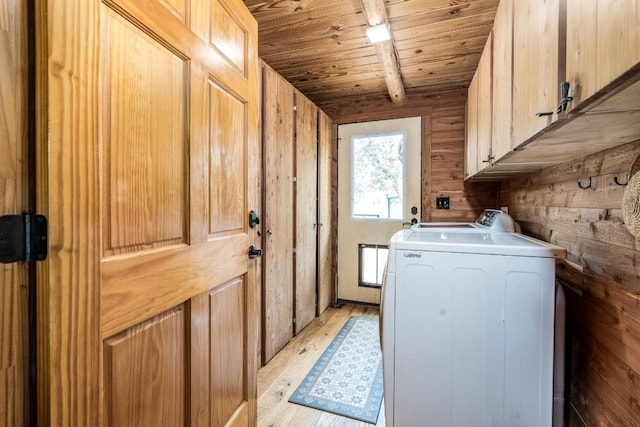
[360,0,407,105]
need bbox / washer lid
[397,230,566,258]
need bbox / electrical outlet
[436,197,450,209]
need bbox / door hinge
[0,214,48,264]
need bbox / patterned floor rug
[288,316,383,424]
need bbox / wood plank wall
[499,140,640,427]
[327,91,497,222]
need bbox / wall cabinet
[261,65,333,364]
[511,0,560,145]
[491,0,514,162]
[262,67,295,364]
[466,0,640,180]
[465,32,493,178]
[465,64,479,178]
[317,111,335,316]
[566,0,640,110]
[294,91,318,335]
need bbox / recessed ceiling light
[366,23,391,44]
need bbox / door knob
[248,245,263,259]
[266,229,273,235]
[249,210,260,228]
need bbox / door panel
[104,307,186,427]
[317,111,334,315]
[102,8,188,256]
[210,0,248,73]
[209,278,246,427]
[208,80,247,235]
[262,67,295,363]
[0,1,27,424]
[294,92,318,334]
[37,0,259,425]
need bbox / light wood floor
[257,303,385,427]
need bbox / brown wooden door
[316,111,334,315]
[465,66,479,178]
[35,0,259,426]
[491,0,513,161]
[475,31,493,172]
[512,0,559,145]
[0,0,28,425]
[262,66,295,364]
[293,92,317,334]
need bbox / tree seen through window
[351,132,405,220]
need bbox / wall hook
[614,171,630,186]
[578,177,592,189]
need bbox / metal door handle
[248,245,263,259]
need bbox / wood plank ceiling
[243,0,500,111]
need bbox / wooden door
[262,66,294,364]
[0,0,28,425]
[316,111,334,316]
[512,0,559,146]
[566,0,640,109]
[465,71,479,178]
[491,0,513,162]
[293,92,317,334]
[475,31,493,172]
[35,0,259,425]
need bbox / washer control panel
[476,209,516,232]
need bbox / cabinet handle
[556,81,574,113]
[266,229,273,235]
[536,111,553,117]
[482,154,495,163]
[537,82,574,117]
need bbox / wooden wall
[328,90,497,222]
[499,141,640,427]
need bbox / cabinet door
[512,0,559,146]
[475,32,493,173]
[317,111,334,315]
[465,72,479,178]
[262,67,295,364]
[294,92,318,334]
[566,0,640,109]
[491,0,514,161]
[465,32,493,179]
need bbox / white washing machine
[381,210,566,427]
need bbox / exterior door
[0,0,28,424]
[337,117,422,304]
[35,1,260,426]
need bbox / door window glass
[351,132,405,220]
